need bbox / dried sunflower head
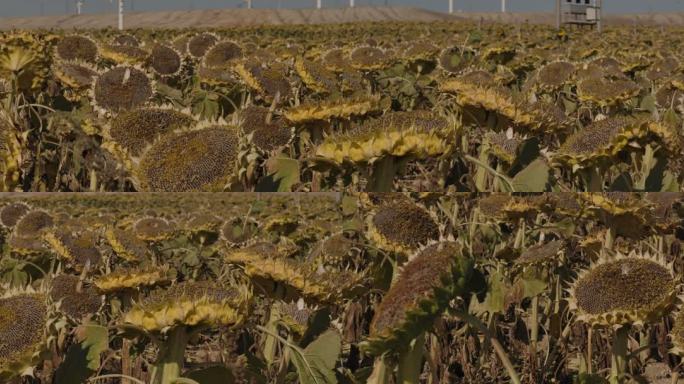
[438,46,476,74]
[105,227,149,262]
[44,229,103,271]
[363,241,473,356]
[350,46,391,71]
[367,200,439,255]
[133,217,175,242]
[235,59,292,103]
[669,309,684,356]
[577,77,641,106]
[0,202,30,229]
[514,240,563,269]
[486,129,523,165]
[322,48,351,73]
[13,210,54,238]
[122,280,251,334]
[50,274,102,320]
[554,117,648,168]
[202,40,243,68]
[0,117,21,192]
[133,125,239,192]
[91,66,154,115]
[284,94,381,124]
[275,300,311,337]
[54,35,98,63]
[568,251,677,327]
[112,34,140,47]
[106,106,195,158]
[187,32,219,59]
[238,106,293,153]
[149,44,182,77]
[94,265,173,294]
[581,193,652,239]
[401,40,439,63]
[535,61,575,92]
[0,290,50,380]
[220,218,259,247]
[100,44,149,65]
[294,58,338,94]
[315,110,454,165]
[53,60,99,99]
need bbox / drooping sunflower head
[112,34,141,47]
[100,44,149,65]
[567,251,678,327]
[284,93,381,124]
[187,32,219,59]
[322,48,350,73]
[106,106,195,158]
[669,309,684,356]
[105,227,150,262]
[581,193,652,239]
[53,60,99,99]
[149,44,183,77]
[367,200,439,255]
[577,77,641,106]
[91,66,154,115]
[122,280,251,334]
[202,40,244,68]
[220,217,259,247]
[0,202,30,229]
[514,240,564,269]
[182,213,223,236]
[294,58,338,94]
[13,210,54,239]
[535,61,575,91]
[44,229,103,271]
[315,110,454,165]
[0,290,49,380]
[401,40,439,63]
[275,300,312,337]
[554,116,647,168]
[55,35,98,63]
[49,274,102,320]
[234,59,292,103]
[437,45,476,74]
[350,46,391,71]
[363,241,473,356]
[133,217,175,242]
[133,125,239,192]
[307,231,361,269]
[485,129,523,166]
[94,265,173,294]
[238,106,293,153]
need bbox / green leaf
[185,366,235,384]
[640,94,657,113]
[55,323,108,384]
[290,330,341,384]
[512,159,549,192]
[474,269,507,314]
[256,156,300,192]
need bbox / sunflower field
[1,22,683,192]
[0,192,682,384]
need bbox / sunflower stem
[263,306,280,366]
[367,356,391,384]
[610,326,630,384]
[396,332,425,384]
[367,156,398,192]
[151,327,189,384]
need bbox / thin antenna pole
[118,0,124,30]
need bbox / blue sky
[1,0,683,18]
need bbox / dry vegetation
[1,22,683,192]
[0,192,682,384]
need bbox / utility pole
[76,0,83,15]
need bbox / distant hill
[0,6,462,30]
[2,7,683,30]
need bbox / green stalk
[610,326,630,384]
[529,295,539,362]
[605,226,616,251]
[367,356,391,384]
[367,156,398,192]
[263,307,280,365]
[151,327,190,384]
[396,332,426,384]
